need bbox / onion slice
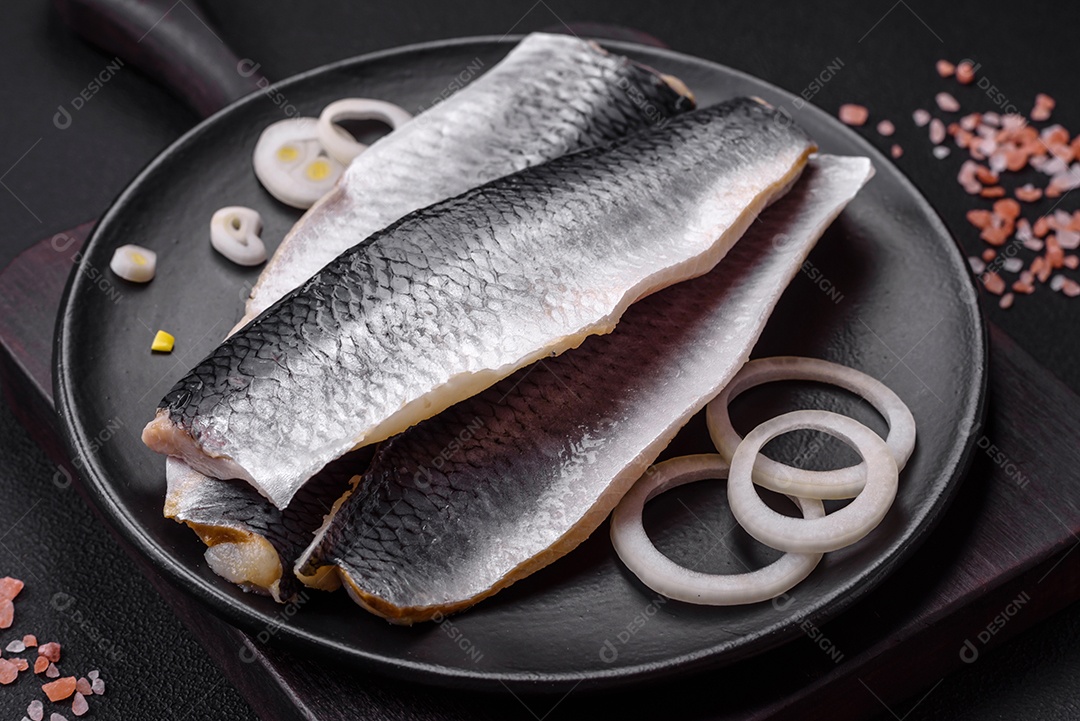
[728,411,899,554]
[610,455,824,605]
[707,356,916,499]
[316,98,413,165]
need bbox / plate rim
[53,34,988,691]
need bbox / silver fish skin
[296,156,873,623]
[167,31,693,599]
[243,32,694,324]
[144,97,815,509]
[164,451,370,602]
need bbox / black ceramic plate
[54,37,986,692]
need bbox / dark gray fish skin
[295,156,873,623]
[165,32,694,600]
[165,450,371,602]
[245,31,695,321]
[146,97,814,509]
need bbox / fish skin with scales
[143,97,815,509]
[296,155,874,623]
[158,32,696,598]
[242,32,695,325]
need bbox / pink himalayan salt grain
[38,642,61,663]
[0,577,24,600]
[72,692,89,717]
[936,92,960,112]
[983,272,1006,295]
[0,657,17,685]
[968,256,986,274]
[1066,255,1080,269]
[1051,274,1066,291]
[877,119,895,136]
[838,104,869,126]
[1063,279,1080,297]
[1002,257,1024,274]
[90,677,104,695]
[929,118,946,144]
[28,699,44,721]
[46,662,60,678]
[936,59,956,77]
[913,108,931,127]
[891,144,903,158]
[933,146,951,159]
[999,292,1015,309]
[0,598,12,629]
[956,61,976,84]
[75,677,92,696]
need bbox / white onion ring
[707,356,915,499]
[728,411,898,554]
[610,454,824,605]
[252,117,345,209]
[316,98,413,165]
[210,206,266,266]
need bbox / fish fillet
[296,155,873,622]
[243,32,694,324]
[164,452,369,602]
[161,33,693,596]
[144,97,815,509]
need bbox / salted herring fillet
[164,451,370,602]
[160,32,693,597]
[144,97,816,509]
[242,32,694,325]
[296,155,874,623]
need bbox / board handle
[53,0,268,118]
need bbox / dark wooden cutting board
[2,219,1078,720]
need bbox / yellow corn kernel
[151,330,175,353]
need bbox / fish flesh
[146,98,815,509]
[242,32,694,324]
[296,155,873,622]
[164,31,694,596]
[164,451,369,602]
[144,97,815,509]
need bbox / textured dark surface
[3,0,1080,718]
[0,395,256,719]
[154,97,809,508]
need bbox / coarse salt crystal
[877,119,895,136]
[930,118,946,144]
[936,92,960,112]
[1057,228,1080,250]
[933,146,951,159]
[1002,257,1024,273]
[913,109,931,127]
[838,104,869,126]
[1051,274,1067,291]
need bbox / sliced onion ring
[707,356,915,499]
[316,98,413,165]
[611,454,824,605]
[728,410,898,554]
[252,117,345,209]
